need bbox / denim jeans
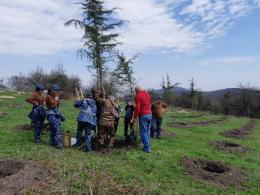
[139,114,152,152]
[151,117,162,138]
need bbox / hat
[35,83,45,92]
[51,84,60,91]
[84,90,93,99]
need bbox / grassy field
[0,90,260,195]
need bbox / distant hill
[150,87,189,96]
[150,87,243,98]
[203,88,242,97]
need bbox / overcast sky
[0,0,260,90]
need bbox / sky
[0,0,260,91]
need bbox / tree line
[154,75,260,118]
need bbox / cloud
[198,56,258,67]
[0,0,259,55]
[0,0,82,55]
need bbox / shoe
[144,150,151,153]
[35,141,42,145]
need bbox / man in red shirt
[131,86,152,153]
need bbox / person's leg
[98,125,106,145]
[76,121,84,148]
[54,116,63,148]
[84,123,92,152]
[124,118,130,137]
[146,115,152,148]
[156,118,162,138]
[107,126,116,148]
[139,115,152,152]
[114,118,119,133]
[151,116,156,138]
[34,119,41,143]
[48,115,56,146]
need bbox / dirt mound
[222,119,256,139]
[0,159,52,194]
[222,129,250,139]
[16,124,33,131]
[169,116,228,128]
[210,141,247,153]
[181,157,246,189]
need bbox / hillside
[0,90,260,194]
[152,87,246,98]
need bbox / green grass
[0,90,260,194]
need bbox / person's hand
[55,96,59,101]
[131,118,136,124]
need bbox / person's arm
[26,93,38,106]
[74,100,82,108]
[162,103,168,108]
[133,95,141,119]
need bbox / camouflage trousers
[33,118,44,143]
[98,125,116,148]
[47,114,63,148]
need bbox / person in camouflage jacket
[74,92,97,152]
[26,83,46,144]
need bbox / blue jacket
[74,99,97,126]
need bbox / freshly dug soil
[222,129,250,139]
[0,159,52,194]
[222,119,256,139]
[210,141,247,153]
[169,116,228,128]
[91,138,138,154]
[16,124,33,131]
[181,157,246,189]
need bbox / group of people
[26,84,167,153]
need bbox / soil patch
[91,138,139,154]
[222,119,256,139]
[0,111,7,118]
[210,141,247,153]
[16,124,33,131]
[0,159,52,194]
[169,116,228,128]
[181,157,246,189]
[160,129,177,138]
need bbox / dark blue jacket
[74,99,97,126]
[28,105,46,121]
